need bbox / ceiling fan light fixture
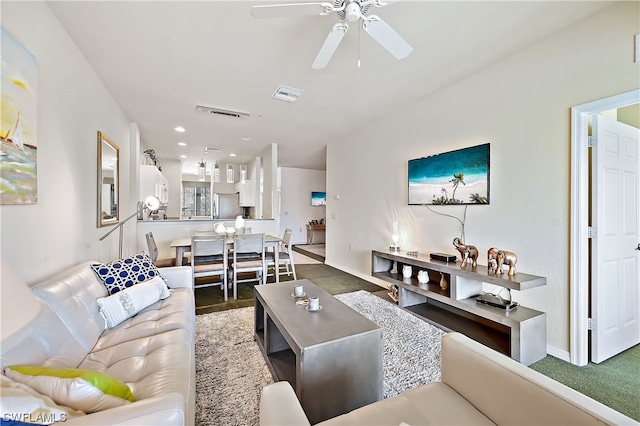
[272,85,303,102]
[345,2,361,22]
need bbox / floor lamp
[100,196,160,259]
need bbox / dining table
[170,233,285,283]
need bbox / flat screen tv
[311,191,326,206]
[408,143,490,205]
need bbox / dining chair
[230,233,266,299]
[145,232,177,267]
[266,228,297,281]
[191,234,228,300]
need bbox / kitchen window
[182,182,210,218]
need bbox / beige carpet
[194,290,445,425]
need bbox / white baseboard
[546,345,571,362]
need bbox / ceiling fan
[251,0,413,69]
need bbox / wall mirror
[97,131,119,227]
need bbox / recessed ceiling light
[241,137,251,141]
[180,155,187,158]
[177,142,186,146]
[175,126,186,132]
[230,153,237,157]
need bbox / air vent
[205,146,221,152]
[273,85,302,102]
[196,105,250,118]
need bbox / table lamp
[100,196,160,258]
[390,221,400,252]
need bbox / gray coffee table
[254,280,382,424]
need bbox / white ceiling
[47,1,610,174]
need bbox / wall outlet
[636,33,640,63]
[331,213,337,219]
[349,244,353,251]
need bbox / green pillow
[4,366,136,413]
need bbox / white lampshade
[144,196,160,211]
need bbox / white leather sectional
[260,332,637,426]
[0,261,195,425]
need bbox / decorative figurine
[488,258,498,274]
[452,237,478,267]
[439,272,449,290]
[488,247,518,275]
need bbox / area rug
[194,290,445,426]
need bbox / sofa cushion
[78,328,194,403]
[4,366,136,413]
[0,306,88,372]
[96,276,171,329]
[92,288,194,351]
[0,374,85,425]
[318,382,495,426]
[30,262,108,354]
[91,252,161,295]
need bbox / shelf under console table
[371,250,547,366]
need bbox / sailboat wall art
[1,26,38,205]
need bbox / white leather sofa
[260,332,637,425]
[1,261,195,425]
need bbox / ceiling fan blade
[251,2,333,19]
[362,15,413,59]
[312,23,348,69]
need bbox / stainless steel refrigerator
[212,193,242,219]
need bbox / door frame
[570,89,640,366]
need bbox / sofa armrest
[441,332,637,426]
[58,393,185,425]
[159,266,192,289]
[260,381,311,426]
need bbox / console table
[254,280,382,424]
[372,250,547,366]
[305,224,325,244]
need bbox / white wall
[325,1,639,355]
[280,167,326,245]
[0,2,134,284]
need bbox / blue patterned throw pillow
[91,252,161,295]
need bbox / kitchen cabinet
[236,180,255,207]
[140,165,168,203]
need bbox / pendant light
[198,158,206,181]
[226,164,234,183]
[212,162,220,183]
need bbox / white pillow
[0,374,85,424]
[96,276,171,328]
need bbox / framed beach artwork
[408,143,490,205]
[1,26,38,205]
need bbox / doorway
[570,89,640,366]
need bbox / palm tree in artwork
[450,172,466,203]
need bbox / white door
[591,114,640,363]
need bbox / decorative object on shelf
[388,284,399,303]
[452,237,478,267]
[417,270,429,284]
[99,196,160,258]
[143,149,157,166]
[390,221,400,252]
[402,265,412,278]
[488,257,498,274]
[498,250,518,276]
[439,272,449,290]
[488,247,518,276]
[406,251,419,257]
